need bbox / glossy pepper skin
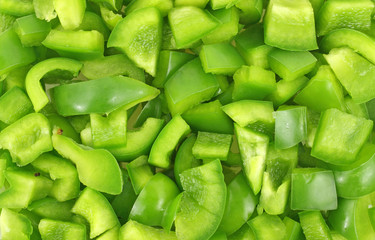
[52,76,160,116]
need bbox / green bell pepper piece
[81,54,145,81]
[235,0,263,25]
[1,208,33,240]
[0,86,33,125]
[90,106,127,149]
[0,168,53,208]
[182,100,234,134]
[0,151,13,188]
[42,29,104,60]
[174,0,209,8]
[47,113,80,143]
[248,214,286,240]
[28,197,74,221]
[202,7,239,44]
[299,211,332,240]
[39,219,86,240]
[53,0,86,30]
[26,57,83,112]
[0,0,34,17]
[175,160,226,240]
[52,134,123,195]
[125,0,173,17]
[119,220,177,240]
[90,0,123,11]
[111,169,137,224]
[329,196,375,239]
[152,50,195,88]
[0,13,15,33]
[291,168,337,210]
[96,225,120,240]
[133,97,162,128]
[344,96,369,119]
[332,143,375,198]
[161,192,183,231]
[324,47,375,103]
[192,131,233,161]
[3,65,29,91]
[164,58,219,115]
[316,0,374,36]
[75,11,110,41]
[232,65,276,101]
[320,28,375,66]
[210,0,236,9]
[312,108,373,165]
[260,144,298,215]
[0,29,36,76]
[274,105,307,149]
[219,172,258,235]
[129,173,180,227]
[283,217,304,240]
[33,0,57,22]
[52,76,160,116]
[266,76,308,108]
[268,48,317,81]
[13,14,51,47]
[127,155,154,195]
[72,187,118,238]
[228,223,255,240]
[31,153,80,201]
[0,113,52,166]
[234,24,273,69]
[148,115,190,168]
[174,134,201,189]
[200,42,245,75]
[168,6,219,49]
[294,65,346,112]
[235,124,269,195]
[109,117,164,161]
[99,3,122,30]
[222,100,274,137]
[264,0,318,51]
[107,7,162,76]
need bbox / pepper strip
[25,58,83,112]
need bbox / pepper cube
[192,131,233,161]
[291,168,337,211]
[312,108,373,165]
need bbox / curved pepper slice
[109,117,164,161]
[52,134,123,195]
[219,172,258,235]
[52,76,160,116]
[129,173,180,227]
[26,58,83,112]
[108,7,162,76]
[0,208,33,240]
[120,220,177,240]
[0,113,52,166]
[72,187,119,239]
[28,197,75,221]
[31,153,80,201]
[38,218,86,240]
[320,28,375,65]
[175,160,226,240]
[0,168,53,209]
[148,115,191,168]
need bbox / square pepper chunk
[291,168,337,211]
[311,108,373,165]
[192,131,232,161]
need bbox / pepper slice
[248,214,286,240]
[28,197,75,221]
[52,134,123,195]
[0,86,33,125]
[299,211,332,240]
[108,7,162,76]
[38,219,86,240]
[126,155,154,195]
[109,118,165,161]
[0,113,52,166]
[148,115,190,168]
[31,153,80,202]
[53,0,86,30]
[1,208,33,240]
[52,76,160,116]
[119,220,177,240]
[26,57,83,112]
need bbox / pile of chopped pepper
[1,0,375,239]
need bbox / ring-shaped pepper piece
[25,58,83,112]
